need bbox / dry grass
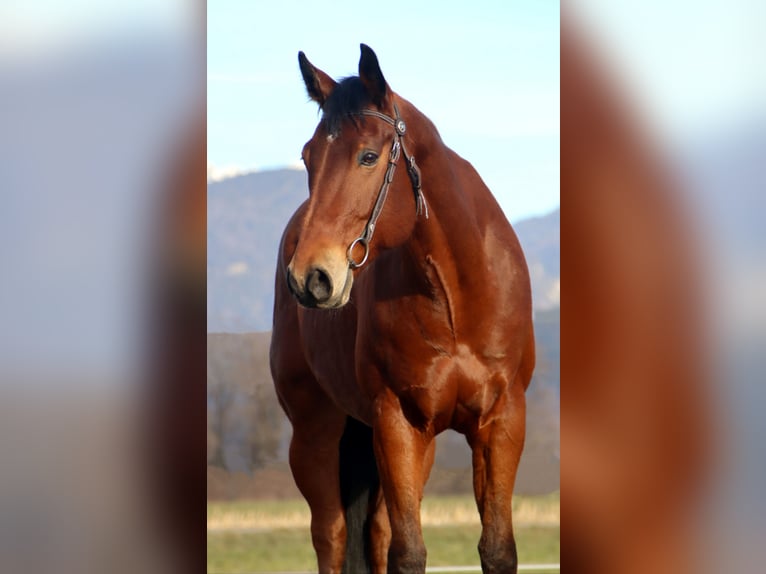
[207,492,559,532]
[208,499,310,531]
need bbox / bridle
[346,102,428,269]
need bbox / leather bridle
[346,102,428,269]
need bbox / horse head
[286,44,425,308]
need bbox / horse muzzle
[286,262,353,309]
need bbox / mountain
[207,169,307,332]
[207,168,560,332]
[514,208,561,311]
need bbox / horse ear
[358,44,388,108]
[298,51,337,108]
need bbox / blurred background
[0,1,205,573]
[562,1,766,573]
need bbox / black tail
[339,416,379,574]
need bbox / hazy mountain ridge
[514,208,561,310]
[207,169,307,332]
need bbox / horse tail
[339,416,379,574]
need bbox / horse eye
[359,151,379,166]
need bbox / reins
[346,103,428,269]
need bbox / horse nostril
[306,267,332,303]
[286,268,301,297]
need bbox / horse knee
[388,537,426,573]
[311,515,345,552]
[478,535,518,574]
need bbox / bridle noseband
[346,103,428,269]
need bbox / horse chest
[358,315,507,428]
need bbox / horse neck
[393,100,526,341]
[401,106,489,272]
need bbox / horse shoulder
[271,201,311,393]
[277,200,310,269]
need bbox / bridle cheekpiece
[346,102,428,269]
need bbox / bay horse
[270,44,535,574]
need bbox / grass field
[208,493,559,573]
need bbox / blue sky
[208,1,560,223]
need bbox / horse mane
[322,76,372,136]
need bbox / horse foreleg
[367,435,434,574]
[368,483,390,574]
[468,381,526,574]
[288,406,348,574]
[372,394,434,574]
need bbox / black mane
[321,76,372,136]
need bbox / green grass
[424,524,559,566]
[208,525,559,572]
[209,528,316,572]
[208,494,559,573]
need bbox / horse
[270,44,535,574]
